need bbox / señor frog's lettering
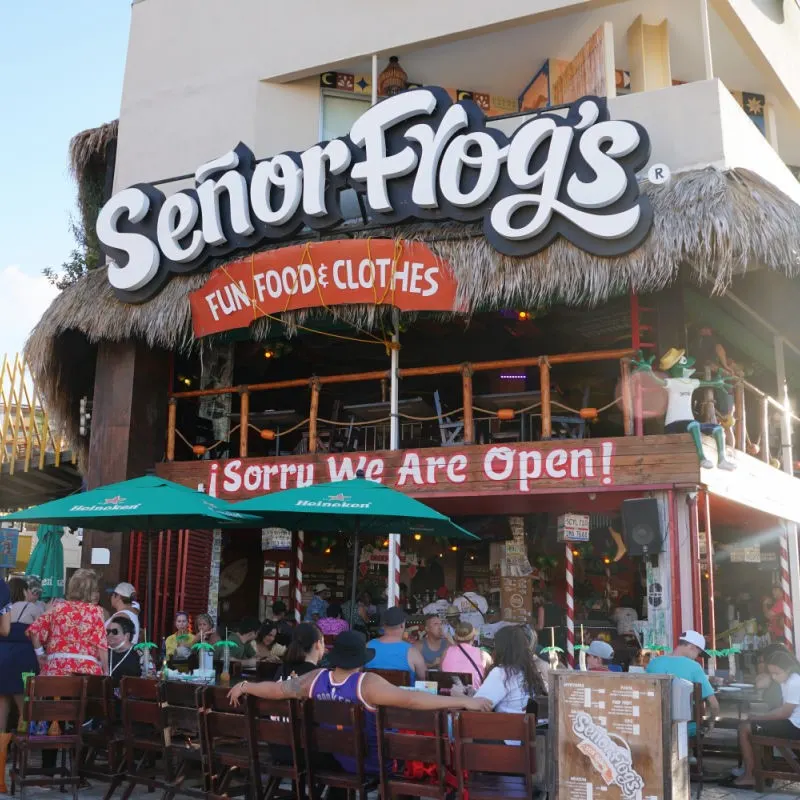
[211,442,615,497]
[98,88,652,303]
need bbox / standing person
[366,607,426,683]
[585,640,615,672]
[417,614,450,668]
[0,579,14,793]
[106,616,142,687]
[454,579,488,631]
[422,586,450,618]
[305,584,331,621]
[316,603,350,637]
[734,650,800,788]
[227,630,492,785]
[28,569,109,677]
[269,600,294,645]
[165,611,193,661]
[441,622,492,688]
[473,625,547,713]
[25,576,47,617]
[646,631,719,734]
[106,582,140,644]
[254,621,287,663]
[763,585,788,644]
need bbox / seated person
[366,606,426,683]
[254,621,287,663]
[755,642,790,710]
[194,612,220,647]
[417,614,450,668]
[316,603,350,638]
[107,615,142,687]
[227,630,492,780]
[270,600,295,646]
[227,617,261,664]
[646,630,718,735]
[735,650,800,788]
[441,622,492,688]
[165,611,193,661]
[585,640,615,672]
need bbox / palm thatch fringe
[24,166,800,467]
[69,120,118,185]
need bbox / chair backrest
[83,675,114,723]
[162,680,203,739]
[426,670,473,688]
[454,711,536,790]
[202,686,249,742]
[247,696,302,748]
[119,677,163,729]
[304,699,365,775]
[255,660,280,682]
[367,668,411,687]
[377,706,448,791]
[25,676,88,727]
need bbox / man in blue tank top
[365,606,426,683]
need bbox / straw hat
[659,348,685,371]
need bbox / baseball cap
[314,583,329,593]
[587,641,614,661]
[382,606,406,627]
[679,630,708,655]
[109,582,136,599]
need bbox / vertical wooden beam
[166,398,177,462]
[461,365,474,445]
[627,15,671,93]
[239,389,250,458]
[539,357,552,439]
[734,381,746,452]
[761,396,771,464]
[702,367,716,424]
[621,359,634,436]
[308,379,321,454]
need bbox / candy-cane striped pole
[295,530,304,623]
[387,534,401,607]
[780,531,794,647]
[565,544,575,668]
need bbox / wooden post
[166,398,177,462]
[540,357,552,439]
[761,396,771,464]
[702,366,715,424]
[308,379,320,454]
[462,364,474,444]
[621,359,634,436]
[734,380,746,452]
[239,389,249,458]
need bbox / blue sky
[0,1,131,356]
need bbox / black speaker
[621,498,663,556]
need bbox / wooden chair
[752,732,800,791]
[247,695,305,800]
[255,660,281,682]
[377,707,449,799]
[161,681,207,799]
[366,668,412,687]
[117,677,172,797]
[302,699,377,800]
[426,669,473,689]
[453,711,537,800]
[10,675,88,800]
[200,686,251,800]
[78,675,125,798]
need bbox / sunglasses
[107,629,122,636]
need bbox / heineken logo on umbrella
[295,493,371,509]
[104,495,126,504]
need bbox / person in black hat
[365,606,426,683]
[228,628,491,778]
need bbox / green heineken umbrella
[25,525,65,601]
[232,478,479,622]
[6,475,258,636]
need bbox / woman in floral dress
[28,569,108,677]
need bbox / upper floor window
[321,93,370,140]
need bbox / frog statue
[632,347,736,470]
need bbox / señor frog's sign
[97,88,652,303]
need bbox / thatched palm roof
[25,166,800,465]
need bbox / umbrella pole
[349,523,361,628]
[147,531,154,641]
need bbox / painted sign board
[558,512,591,542]
[157,436,702,502]
[189,239,459,337]
[0,528,19,569]
[97,88,653,303]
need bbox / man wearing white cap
[646,630,719,730]
[304,583,331,621]
[586,640,615,672]
[106,582,140,644]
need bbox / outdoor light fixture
[518,311,530,320]
[413,533,422,541]
[264,349,274,359]
[324,547,332,555]
[450,545,458,552]
[378,56,407,96]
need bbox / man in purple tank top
[228,627,492,779]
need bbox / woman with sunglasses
[106,616,141,686]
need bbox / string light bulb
[264,349,275,359]
[450,545,458,552]
[383,539,389,547]
[413,533,422,541]
[518,311,529,320]
[324,547,331,555]
[572,549,580,557]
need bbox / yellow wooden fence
[0,354,71,475]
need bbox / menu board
[500,576,533,622]
[550,671,681,800]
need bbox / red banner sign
[189,239,459,337]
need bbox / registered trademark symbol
[647,164,671,184]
